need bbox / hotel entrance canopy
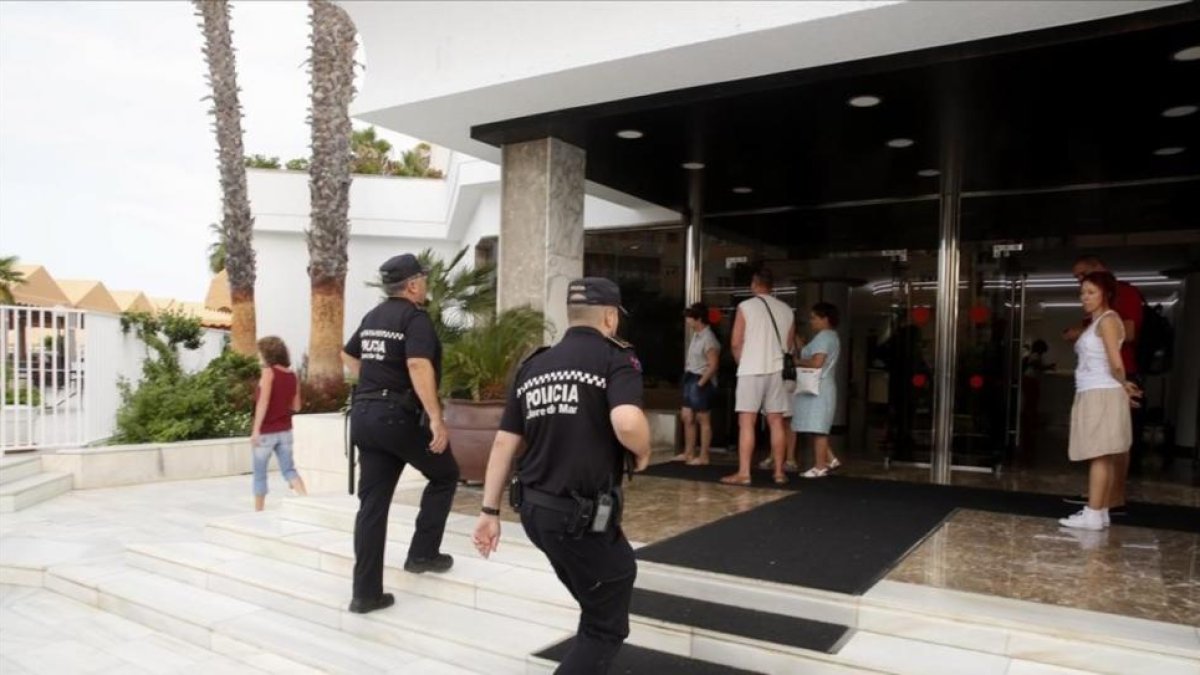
[463,3,1198,251]
[345,0,1196,229]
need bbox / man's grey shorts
[735,373,790,414]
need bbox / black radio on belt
[591,491,614,533]
[508,475,523,509]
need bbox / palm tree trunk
[195,0,256,356]
[306,0,356,404]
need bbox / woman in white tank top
[1060,271,1142,531]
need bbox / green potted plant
[440,306,547,483]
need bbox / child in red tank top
[251,336,307,511]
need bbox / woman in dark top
[251,336,306,511]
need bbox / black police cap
[567,277,627,315]
[379,254,428,284]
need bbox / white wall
[251,168,453,239]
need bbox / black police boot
[404,553,454,574]
[348,593,395,614]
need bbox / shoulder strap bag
[758,297,796,383]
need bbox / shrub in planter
[440,306,547,482]
[113,350,259,443]
[113,311,258,443]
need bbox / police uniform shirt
[499,326,643,497]
[344,298,441,393]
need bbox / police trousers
[350,398,459,599]
[520,503,636,675]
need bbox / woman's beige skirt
[1068,387,1132,461]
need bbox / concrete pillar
[498,138,585,342]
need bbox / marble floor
[887,509,1200,627]
[842,461,1200,508]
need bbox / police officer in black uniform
[473,277,652,674]
[342,253,459,615]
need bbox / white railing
[1,306,227,454]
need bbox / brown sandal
[719,474,752,486]
[773,474,789,485]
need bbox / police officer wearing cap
[342,253,459,615]
[473,277,652,674]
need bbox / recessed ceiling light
[681,162,705,170]
[616,129,643,139]
[1153,146,1185,156]
[848,95,881,108]
[1162,105,1198,118]
[732,187,753,194]
[1172,46,1200,61]
[917,169,940,177]
[886,138,915,148]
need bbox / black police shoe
[348,593,394,614]
[404,553,454,574]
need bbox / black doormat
[535,638,761,674]
[635,464,1200,595]
[631,588,849,654]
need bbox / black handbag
[759,297,795,382]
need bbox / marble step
[281,494,545,555]
[0,581,322,674]
[43,561,471,674]
[198,512,1006,675]
[0,455,41,485]
[640,561,1200,675]
[0,470,72,512]
[126,540,568,674]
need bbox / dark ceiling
[472,3,1200,249]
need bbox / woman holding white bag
[793,302,842,478]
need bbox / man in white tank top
[721,268,794,485]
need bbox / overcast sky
[0,1,415,301]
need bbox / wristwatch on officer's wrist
[481,506,500,516]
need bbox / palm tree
[351,126,392,175]
[206,223,226,274]
[0,255,24,305]
[194,0,256,355]
[305,0,357,403]
[367,247,496,344]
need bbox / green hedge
[4,384,41,407]
[113,350,259,444]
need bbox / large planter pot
[444,399,504,484]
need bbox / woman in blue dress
[792,302,842,478]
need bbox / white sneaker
[828,457,841,472]
[801,467,828,479]
[1102,510,1110,528]
[1058,507,1105,531]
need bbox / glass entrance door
[952,242,1029,472]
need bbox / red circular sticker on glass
[911,306,932,327]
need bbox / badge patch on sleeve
[629,355,642,372]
